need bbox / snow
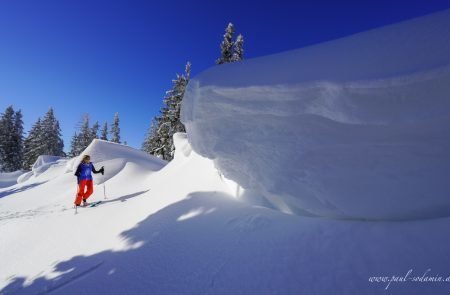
[32,155,63,172]
[181,9,450,220]
[2,9,450,295]
[2,136,450,294]
[0,137,233,293]
[66,139,166,184]
[0,171,23,189]
[31,155,66,178]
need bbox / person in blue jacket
[74,155,104,207]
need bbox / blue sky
[1,0,449,151]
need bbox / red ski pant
[75,179,93,205]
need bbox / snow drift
[182,9,450,220]
[2,134,450,294]
[66,139,167,184]
[0,135,250,294]
[1,156,65,188]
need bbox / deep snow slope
[1,135,450,294]
[0,136,236,293]
[181,9,450,220]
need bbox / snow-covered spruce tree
[68,114,92,157]
[22,109,64,169]
[23,118,44,169]
[216,23,244,64]
[216,23,235,64]
[12,110,24,170]
[68,132,81,157]
[152,107,170,159]
[78,114,92,152]
[143,62,191,161]
[91,121,99,141]
[40,108,64,157]
[0,106,15,172]
[231,34,244,62]
[110,112,121,143]
[100,122,108,140]
[142,118,158,155]
[0,106,24,172]
[69,115,110,157]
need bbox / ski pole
[74,182,79,214]
[102,166,107,199]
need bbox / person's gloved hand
[100,166,105,175]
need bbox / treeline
[0,107,64,171]
[68,112,121,157]
[0,106,122,172]
[142,23,244,161]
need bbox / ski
[89,201,102,207]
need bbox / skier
[74,155,104,207]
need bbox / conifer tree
[12,110,24,170]
[91,121,99,141]
[100,122,108,140]
[143,62,191,161]
[23,118,43,169]
[68,114,92,157]
[22,108,64,169]
[110,113,121,143]
[69,115,114,157]
[216,23,244,64]
[231,34,244,61]
[0,106,24,172]
[78,114,92,151]
[68,132,82,158]
[40,108,64,157]
[142,118,158,154]
[216,23,235,64]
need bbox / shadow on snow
[2,191,448,295]
[2,192,264,294]
[0,181,48,199]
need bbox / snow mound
[182,9,450,220]
[66,139,166,184]
[0,133,241,293]
[173,132,193,159]
[32,155,65,177]
[0,154,65,188]
[16,171,33,184]
[2,132,450,294]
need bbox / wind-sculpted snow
[66,139,167,184]
[0,134,237,293]
[2,132,450,294]
[31,155,66,178]
[182,9,450,220]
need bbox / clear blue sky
[1,0,449,151]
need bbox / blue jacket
[74,162,103,183]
